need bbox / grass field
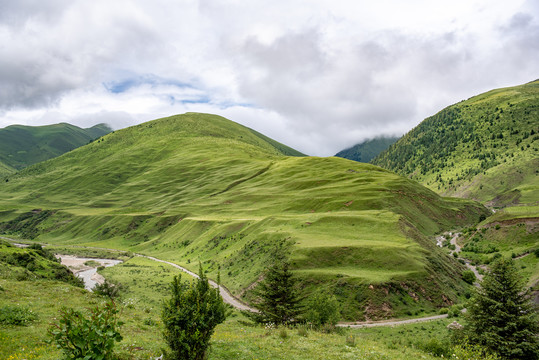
[0,252,469,360]
[0,113,487,319]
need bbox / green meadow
[0,113,487,319]
[0,245,468,360]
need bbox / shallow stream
[56,255,122,291]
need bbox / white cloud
[0,0,538,155]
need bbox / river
[56,255,122,291]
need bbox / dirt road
[338,314,449,328]
[141,255,258,313]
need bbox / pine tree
[251,259,303,325]
[161,264,227,360]
[465,258,538,359]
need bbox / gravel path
[338,314,449,328]
[140,255,257,312]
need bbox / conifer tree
[465,258,538,359]
[162,264,227,360]
[251,259,303,325]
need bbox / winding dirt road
[337,314,449,328]
[140,255,257,312]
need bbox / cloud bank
[0,0,538,155]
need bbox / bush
[462,270,476,284]
[439,307,449,314]
[304,292,340,329]
[28,243,56,261]
[161,265,227,360]
[94,279,125,300]
[0,305,38,326]
[48,301,123,360]
[450,339,500,359]
[447,305,461,318]
[418,338,450,357]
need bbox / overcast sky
[0,0,538,156]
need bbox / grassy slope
[336,136,400,163]
[372,80,538,207]
[0,240,83,287]
[0,113,487,320]
[0,255,449,360]
[0,122,112,173]
[372,80,539,287]
[0,160,14,177]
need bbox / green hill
[0,122,112,173]
[0,240,82,286]
[372,81,538,289]
[336,136,399,163]
[0,160,14,177]
[0,113,487,320]
[372,80,538,208]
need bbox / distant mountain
[0,122,112,174]
[0,112,486,320]
[336,136,399,163]
[372,80,538,208]
[84,123,113,139]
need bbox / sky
[0,0,538,156]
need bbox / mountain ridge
[0,122,112,174]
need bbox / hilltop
[0,113,487,320]
[336,136,399,163]
[0,122,112,174]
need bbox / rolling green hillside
[372,81,538,289]
[0,160,14,177]
[0,122,112,173]
[372,80,538,208]
[0,113,487,320]
[336,136,399,163]
[0,240,82,286]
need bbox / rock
[447,321,463,330]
